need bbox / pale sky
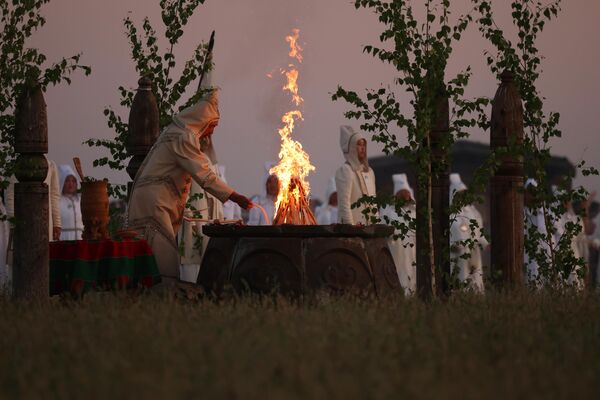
[29,0,600,200]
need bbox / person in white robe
[524,178,554,286]
[127,77,252,286]
[58,165,83,240]
[380,173,417,295]
[449,173,488,293]
[219,166,242,221]
[316,177,338,225]
[179,134,226,283]
[6,156,62,241]
[335,126,378,225]
[247,162,279,225]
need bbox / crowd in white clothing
[1,124,597,294]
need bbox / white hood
[58,164,79,194]
[339,125,368,172]
[173,89,220,137]
[393,173,414,200]
[449,172,467,202]
[525,178,538,189]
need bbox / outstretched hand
[229,192,253,210]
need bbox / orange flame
[269,29,316,223]
[286,28,303,63]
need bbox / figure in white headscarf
[58,164,83,241]
[247,162,279,225]
[380,173,416,295]
[6,156,62,241]
[449,173,488,292]
[128,71,252,286]
[316,177,338,225]
[335,126,377,225]
[524,178,554,286]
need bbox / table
[49,239,161,295]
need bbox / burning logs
[272,177,316,225]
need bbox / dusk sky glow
[31,0,600,199]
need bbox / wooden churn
[81,180,110,240]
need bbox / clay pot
[81,180,109,240]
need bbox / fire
[270,29,316,225]
[286,28,303,63]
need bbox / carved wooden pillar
[13,85,49,299]
[126,76,160,196]
[490,70,524,286]
[416,79,450,299]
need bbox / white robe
[223,200,242,221]
[555,210,586,288]
[524,207,553,286]
[450,205,488,292]
[336,126,378,225]
[247,195,276,225]
[59,195,83,240]
[6,158,62,238]
[128,91,233,282]
[179,162,225,283]
[316,205,338,225]
[380,204,416,295]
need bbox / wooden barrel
[81,180,109,240]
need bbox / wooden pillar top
[126,76,160,180]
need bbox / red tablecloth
[49,239,161,295]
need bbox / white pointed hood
[173,62,219,137]
[450,173,467,201]
[393,173,414,200]
[58,164,79,194]
[339,125,369,172]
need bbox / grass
[0,290,599,399]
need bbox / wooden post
[13,85,49,299]
[416,76,450,299]
[490,70,524,286]
[126,76,160,194]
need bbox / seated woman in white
[58,165,83,240]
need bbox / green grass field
[0,291,598,399]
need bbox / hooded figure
[335,126,377,224]
[524,178,554,286]
[128,73,251,285]
[6,156,61,240]
[316,177,338,225]
[58,164,83,240]
[449,173,487,292]
[380,173,417,295]
[247,161,279,225]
